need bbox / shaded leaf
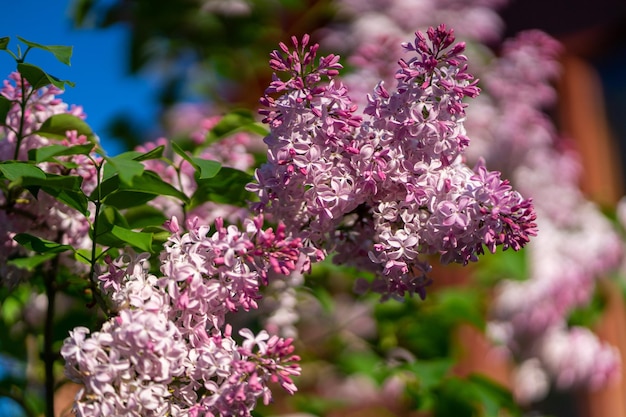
[7,253,57,271]
[104,155,145,185]
[13,233,73,254]
[35,113,95,142]
[205,109,268,145]
[191,157,221,179]
[124,205,168,229]
[93,206,154,252]
[466,374,520,417]
[406,359,455,392]
[0,37,9,50]
[0,95,12,126]
[17,63,75,90]
[28,143,94,163]
[172,141,222,179]
[110,225,153,252]
[0,162,46,181]
[118,145,165,162]
[191,167,253,207]
[41,187,89,216]
[21,173,83,193]
[101,170,188,208]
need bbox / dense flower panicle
[0,72,98,285]
[249,28,536,300]
[63,215,303,416]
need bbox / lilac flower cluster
[322,1,623,402]
[61,214,302,416]
[248,27,537,300]
[0,72,97,285]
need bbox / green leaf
[28,143,94,163]
[20,173,83,192]
[124,205,168,229]
[109,225,153,252]
[191,167,253,207]
[35,113,95,142]
[171,141,222,180]
[101,170,188,209]
[205,109,268,145]
[17,36,73,65]
[473,246,528,285]
[7,253,57,271]
[13,233,73,254]
[0,162,46,181]
[191,157,221,179]
[104,155,145,185]
[18,172,88,215]
[0,95,11,126]
[17,63,75,90]
[93,207,154,252]
[121,145,165,162]
[0,37,9,50]
[42,187,89,216]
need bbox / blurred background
[3,1,626,416]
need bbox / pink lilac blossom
[62,214,302,416]
[248,28,536,300]
[0,72,98,285]
[321,3,622,402]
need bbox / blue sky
[0,0,159,156]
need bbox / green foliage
[13,233,74,254]
[16,37,73,66]
[191,167,254,207]
[0,162,46,181]
[172,141,222,179]
[28,144,95,164]
[0,96,11,125]
[204,109,268,145]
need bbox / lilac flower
[62,214,303,416]
[249,27,536,300]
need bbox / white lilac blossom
[248,27,537,300]
[0,72,97,285]
[61,215,302,416]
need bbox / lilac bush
[0,23,546,417]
